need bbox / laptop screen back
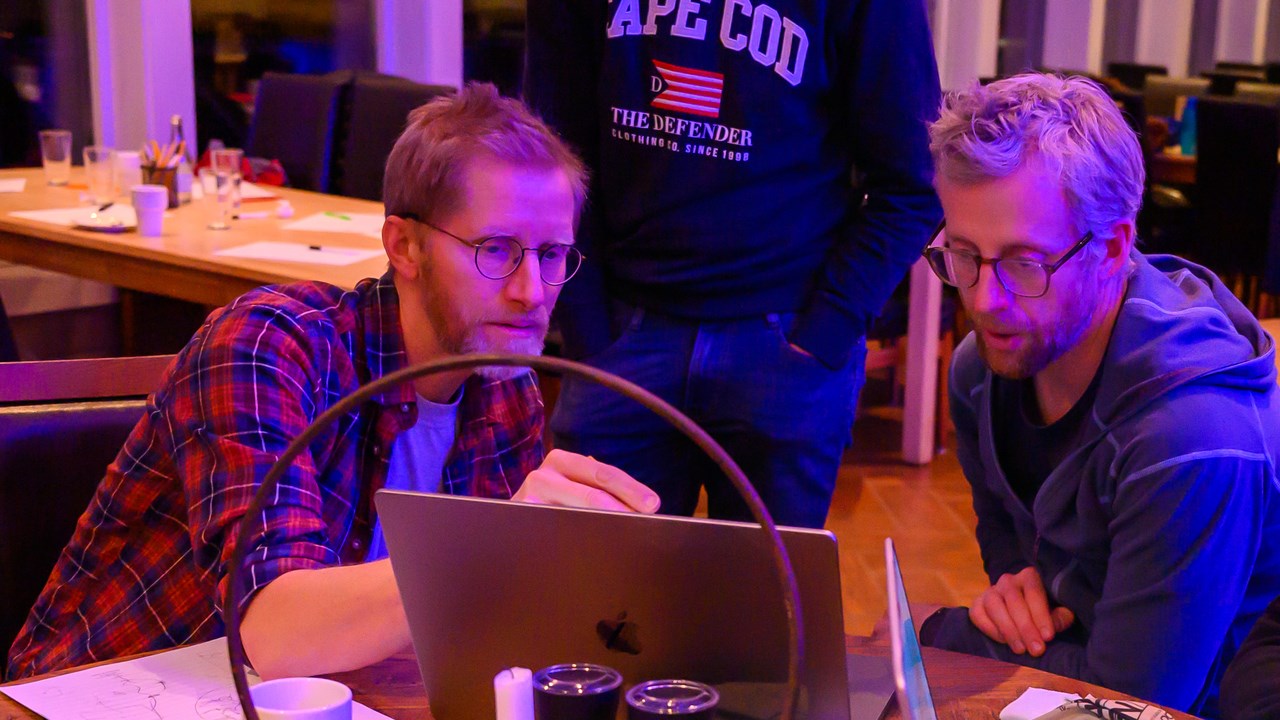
[885,537,939,720]
[376,490,855,720]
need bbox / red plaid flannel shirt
[7,273,545,678]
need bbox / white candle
[493,666,534,720]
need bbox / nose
[503,251,546,309]
[967,262,1010,315]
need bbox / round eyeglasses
[400,214,584,286]
[922,222,1094,299]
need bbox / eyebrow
[944,232,1056,256]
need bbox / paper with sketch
[215,241,382,266]
[283,212,384,238]
[0,178,26,193]
[0,637,391,720]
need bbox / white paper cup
[250,678,353,720]
[131,184,168,237]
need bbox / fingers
[1051,606,1076,633]
[518,468,633,511]
[1012,567,1056,650]
[518,450,660,513]
[969,568,1062,657]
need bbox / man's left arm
[926,454,1272,711]
[786,0,943,369]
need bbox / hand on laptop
[969,566,1075,657]
[513,449,661,513]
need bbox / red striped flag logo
[650,60,724,119]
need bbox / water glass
[83,145,116,203]
[39,130,72,186]
[208,148,244,231]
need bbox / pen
[233,211,269,219]
[324,211,352,221]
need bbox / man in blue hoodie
[917,73,1280,718]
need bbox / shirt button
[352,539,363,550]
[400,403,411,412]
[372,444,381,456]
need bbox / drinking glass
[38,130,72,186]
[208,148,244,231]
[83,145,116,203]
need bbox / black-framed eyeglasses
[922,221,1095,298]
[397,213,584,286]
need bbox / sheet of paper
[9,206,139,228]
[215,240,383,266]
[0,178,27,193]
[239,182,279,200]
[0,638,391,720]
[1000,687,1082,720]
[283,212,384,238]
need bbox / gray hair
[928,73,1144,243]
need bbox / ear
[383,215,423,281]
[1099,219,1136,278]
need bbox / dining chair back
[0,355,173,667]
[246,71,352,192]
[332,73,454,201]
[1194,96,1280,294]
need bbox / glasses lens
[540,245,582,285]
[927,248,978,288]
[996,258,1050,297]
[474,236,521,279]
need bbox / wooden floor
[826,401,989,636]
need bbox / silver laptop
[376,490,894,720]
[885,538,940,720]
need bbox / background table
[0,167,387,307]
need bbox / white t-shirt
[364,389,461,561]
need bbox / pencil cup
[131,185,168,237]
[141,164,179,208]
[249,677,353,720]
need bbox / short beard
[420,261,546,381]
[463,333,545,380]
[977,258,1113,379]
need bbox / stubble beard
[422,269,546,381]
[975,265,1108,380]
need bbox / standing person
[918,73,1280,718]
[525,0,942,528]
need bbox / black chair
[246,71,352,192]
[1217,61,1268,76]
[1203,70,1265,96]
[1107,62,1167,91]
[1194,97,1280,301]
[0,355,173,667]
[332,73,454,201]
[1144,75,1211,117]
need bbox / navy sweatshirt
[525,0,942,368]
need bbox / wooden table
[1150,149,1196,186]
[0,167,388,306]
[5,639,1185,720]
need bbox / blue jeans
[550,306,865,528]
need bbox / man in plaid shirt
[7,84,658,680]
